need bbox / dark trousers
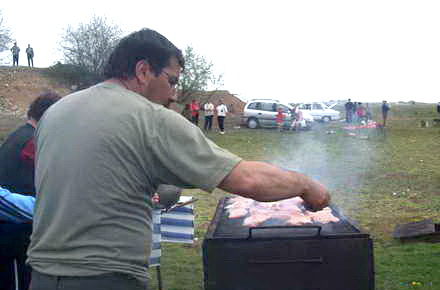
[13,55,19,66]
[0,223,33,290]
[382,112,388,126]
[217,116,225,132]
[27,56,33,67]
[204,115,213,131]
[346,111,352,123]
[30,271,148,290]
[191,114,199,126]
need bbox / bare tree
[178,46,223,104]
[0,10,12,53]
[59,15,122,76]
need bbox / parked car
[242,99,314,129]
[296,102,341,122]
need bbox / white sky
[1,0,440,103]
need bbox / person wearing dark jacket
[381,100,391,127]
[0,92,60,290]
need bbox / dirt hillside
[0,66,71,116]
[0,66,245,117]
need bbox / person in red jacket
[276,107,285,131]
[190,99,200,126]
[356,102,367,123]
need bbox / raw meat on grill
[307,207,340,223]
[226,195,339,227]
[228,207,249,219]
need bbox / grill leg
[156,266,163,290]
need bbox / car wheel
[247,118,259,129]
[322,116,331,122]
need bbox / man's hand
[301,179,331,211]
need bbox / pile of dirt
[0,66,71,116]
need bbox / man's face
[145,57,181,107]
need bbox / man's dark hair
[27,92,61,121]
[103,28,185,79]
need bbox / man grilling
[27,28,330,290]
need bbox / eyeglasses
[161,70,179,88]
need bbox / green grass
[1,102,439,290]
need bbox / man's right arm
[218,161,330,211]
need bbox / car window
[278,105,291,113]
[247,102,260,110]
[302,104,312,110]
[261,102,276,112]
[313,103,323,110]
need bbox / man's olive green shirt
[27,82,241,280]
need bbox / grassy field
[1,103,439,290]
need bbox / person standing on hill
[26,28,330,290]
[203,100,214,131]
[381,100,391,127]
[11,42,20,66]
[190,99,200,126]
[216,99,228,134]
[26,44,34,67]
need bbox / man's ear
[135,60,153,85]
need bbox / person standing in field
[27,28,330,290]
[276,107,285,131]
[365,103,372,121]
[203,100,214,131]
[11,42,20,66]
[216,99,228,134]
[381,100,390,127]
[190,99,200,126]
[344,99,354,123]
[26,44,34,67]
[437,102,440,114]
[181,103,192,121]
[356,102,366,123]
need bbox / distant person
[26,44,34,67]
[0,92,60,290]
[190,99,200,126]
[276,107,285,131]
[365,103,372,121]
[216,99,228,134]
[344,99,354,123]
[11,42,20,66]
[356,102,367,123]
[181,103,192,121]
[381,100,390,127]
[437,102,440,114]
[203,100,214,131]
[352,101,358,123]
[291,105,304,131]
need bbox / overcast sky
[1,0,439,103]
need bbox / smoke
[268,123,379,214]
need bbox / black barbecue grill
[203,197,375,290]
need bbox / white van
[242,99,314,129]
[297,102,341,122]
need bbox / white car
[297,102,341,122]
[242,99,314,129]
